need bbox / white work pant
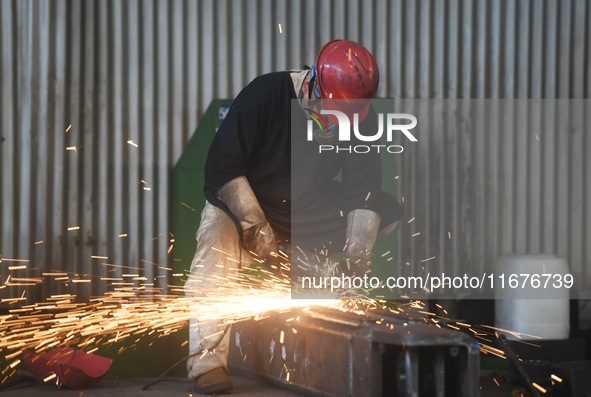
[185,201,254,380]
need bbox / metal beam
[229,306,480,397]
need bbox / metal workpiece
[228,306,480,397]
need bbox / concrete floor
[0,375,306,397]
[0,375,532,397]
[0,375,532,396]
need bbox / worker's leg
[185,201,251,380]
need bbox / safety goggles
[308,64,322,105]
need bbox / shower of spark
[0,253,355,383]
[0,169,530,389]
[0,258,508,381]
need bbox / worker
[185,39,402,394]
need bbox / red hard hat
[314,40,379,121]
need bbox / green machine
[171,99,234,279]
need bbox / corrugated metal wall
[393,99,590,300]
[1,0,590,302]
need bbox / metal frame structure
[229,306,480,397]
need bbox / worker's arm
[203,75,284,260]
[216,176,278,260]
[339,107,383,275]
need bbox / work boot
[194,367,234,394]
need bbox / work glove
[216,176,279,261]
[338,209,381,277]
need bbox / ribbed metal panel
[1,0,590,302]
[392,0,591,299]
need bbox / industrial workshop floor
[0,373,549,396]
[0,376,306,396]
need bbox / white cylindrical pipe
[494,254,570,340]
